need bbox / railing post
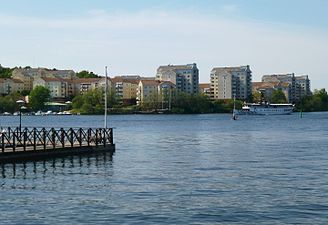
[79,128,82,147]
[43,128,46,150]
[95,129,98,147]
[8,127,11,139]
[70,128,74,147]
[87,128,91,146]
[23,128,27,151]
[61,128,65,148]
[1,131,4,153]
[103,129,106,147]
[110,128,113,144]
[52,128,56,149]
[33,128,37,151]
[12,130,16,152]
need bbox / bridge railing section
[0,127,114,153]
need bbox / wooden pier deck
[0,127,115,163]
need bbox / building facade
[12,67,77,92]
[111,76,141,105]
[199,83,211,97]
[210,65,252,100]
[156,63,199,94]
[252,82,290,102]
[262,73,311,102]
[0,78,24,95]
[137,79,175,106]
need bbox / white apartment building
[156,63,199,94]
[210,65,252,100]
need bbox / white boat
[238,102,294,115]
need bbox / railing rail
[0,127,114,153]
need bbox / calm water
[0,113,328,224]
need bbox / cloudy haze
[0,0,327,89]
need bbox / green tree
[71,89,105,114]
[0,92,23,113]
[0,65,13,78]
[252,91,262,103]
[29,86,51,111]
[21,90,30,96]
[298,88,328,112]
[270,90,287,103]
[76,70,99,78]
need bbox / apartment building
[210,65,252,100]
[137,79,175,105]
[111,76,140,105]
[0,78,24,95]
[262,73,311,102]
[156,63,199,94]
[252,82,290,102]
[33,77,69,98]
[12,67,77,92]
[296,75,311,98]
[199,83,211,97]
[74,77,111,95]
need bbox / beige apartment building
[73,77,111,96]
[33,77,69,99]
[111,76,140,105]
[12,67,76,92]
[210,65,252,101]
[0,78,24,95]
[137,79,175,105]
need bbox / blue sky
[0,0,328,89]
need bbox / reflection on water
[0,152,113,180]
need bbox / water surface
[0,113,328,224]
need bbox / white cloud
[0,10,327,89]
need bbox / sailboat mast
[104,66,108,129]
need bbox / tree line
[2,87,326,114]
[0,86,50,113]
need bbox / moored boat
[237,102,294,115]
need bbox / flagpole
[104,66,108,128]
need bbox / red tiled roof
[140,79,159,86]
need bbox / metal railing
[0,127,114,153]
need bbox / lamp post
[16,100,25,132]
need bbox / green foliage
[252,92,262,103]
[297,88,328,112]
[21,90,30,96]
[171,92,213,114]
[0,93,22,113]
[29,86,51,111]
[71,89,116,114]
[270,89,287,103]
[0,65,13,78]
[137,91,244,114]
[76,70,99,78]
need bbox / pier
[0,127,115,163]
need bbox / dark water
[0,113,328,224]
